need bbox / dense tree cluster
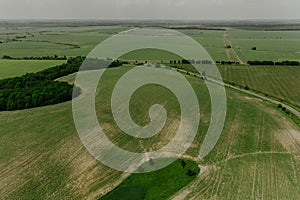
[0,57,123,111]
[0,81,78,111]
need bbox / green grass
[0,59,65,79]
[100,186,146,200]
[100,159,199,200]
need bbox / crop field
[226,29,300,62]
[218,65,300,108]
[0,59,65,79]
[186,30,229,61]
[1,66,300,199]
[181,29,300,62]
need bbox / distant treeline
[215,60,300,66]
[247,60,300,66]
[2,55,67,60]
[168,26,226,31]
[0,57,123,111]
[170,59,213,65]
[216,61,240,65]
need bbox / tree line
[247,60,300,66]
[2,55,67,60]
[215,60,300,66]
[170,59,213,65]
[0,57,123,111]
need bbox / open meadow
[0,60,65,79]
[1,25,299,62]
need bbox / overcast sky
[0,0,299,20]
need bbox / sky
[0,0,299,20]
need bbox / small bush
[244,85,250,90]
[186,169,197,177]
[181,160,186,168]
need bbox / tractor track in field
[213,101,242,199]
[290,156,298,184]
[223,33,245,65]
[174,150,299,199]
[216,151,300,165]
[251,109,264,199]
[251,158,258,199]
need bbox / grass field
[120,49,182,61]
[1,66,300,199]
[0,26,125,58]
[1,26,299,62]
[0,59,65,79]
[218,65,300,108]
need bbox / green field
[218,65,300,108]
[1,22,300,199]
[1,26,299,62]
[1,66,300,199]
[185,29,300,62]
[227,29,300,62]
[120,49,182,61]
[0,26,126,58]
[0,59,65,79]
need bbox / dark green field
[100,159,200,200]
